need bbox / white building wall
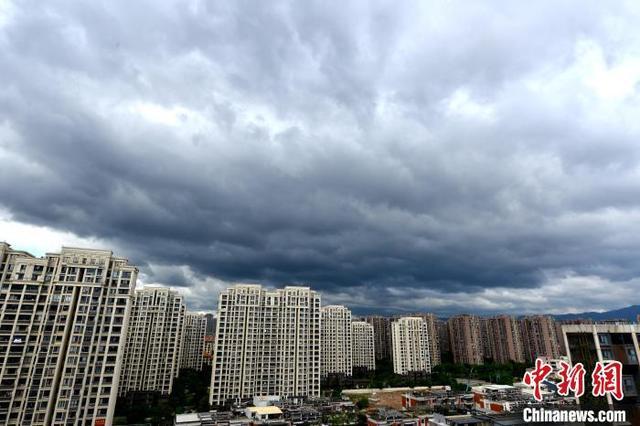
[391,317,432,375]
[352,321,375,370]
[120,286,186,395]
[210,285,321,405]
[181,312,207,370]
[0,243,137,426]
[321,305,353,377]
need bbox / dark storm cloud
[2,0,640,313]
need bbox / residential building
[554,321,567,355]
[481,316,525,363]
[210,285,321,405]
[410,313,441,367]
[181,312,207,370]
[120,286,186,395]
[0,243,137,426]
[448,314,483,365]
[562,323,640,424]
[204,313,216,337]
[321,305,352,377]
[391,317,432,375]
[437,320,450,358]
[364,316,393,361]
[520,316,560,363]
[351,321,375,371]
[203,335,215,366]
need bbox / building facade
[480,316,525,363]
[203,335,215,366]
[204,313,216,336]
[321,305,352,377]
[210,285,321,405]
[409,313,441,367]
[119,287,186,395]
[181,312,207,370]
[448,314,483,365]
[437,319,450,359]
[520,315,561,363]
[562,323,640,424]
[363,316,393,361]
[391,317,432,375]
[351,321,375,371]
[0,243,138,426]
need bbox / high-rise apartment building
[181,312,207,371]
[409,313,441,367]
[119,287,186,395]
[437,319,450,358]
[520,315,560,363]
[321,305,352,377]
[448,314,483,365]
[554,320,567,355]
[204,313,216,336]
[391,317,432,375]
[210,285,321,406]
[364,316,393,360]
[0,243,138,426]
[351,321,375,371]
[562,323,640,424]
[480,316,525,363]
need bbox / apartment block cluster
[0,243,210,426]
[363,313,566,367]
[2,241,624,426]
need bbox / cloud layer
[2,0,640,314]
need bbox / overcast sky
[2,1,640,315]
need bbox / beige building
[480,316,525,363]
[120,287,186,395]
[321,305,353,377]
[448,314,483,365]
[364,316,393,360]
[409,313,441,366]
[210,285,321,405]
[181,312,207,370]
[351,321,375,371]
[391,317,432,375]
[520,315,560,363]
[0,242,138,426]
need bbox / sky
[2,1,640,316]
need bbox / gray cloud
[2,0,640,314]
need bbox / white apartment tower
[210,285,321,406]
[181,312,207,370]
[119,287,186,395]
[351,321,376,370]
[0,242,138,426]
[321,305,353,377]
[391,317,432,375]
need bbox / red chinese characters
[592,360,623,401]
[524,358,553,401]
[526,358,626,402]
[557,361,586,398]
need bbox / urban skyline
[2,240,632,424]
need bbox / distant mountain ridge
[553,305,640,322]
